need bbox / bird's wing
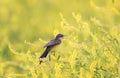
[43,39,61,48]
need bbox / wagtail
[39,34,64,64]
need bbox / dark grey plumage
[39,34,64,64]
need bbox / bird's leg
[49,55,51,61]
[52,51,56,56]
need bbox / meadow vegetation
[0,0,120,78]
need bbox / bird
[39,34,64,64]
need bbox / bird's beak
[63,35,66,39]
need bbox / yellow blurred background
[0,0,120,78]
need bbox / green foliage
[0,0,120,78]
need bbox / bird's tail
[39,47,51,64]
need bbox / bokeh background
[0,0,120,78]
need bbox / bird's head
[55,34,64,40]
